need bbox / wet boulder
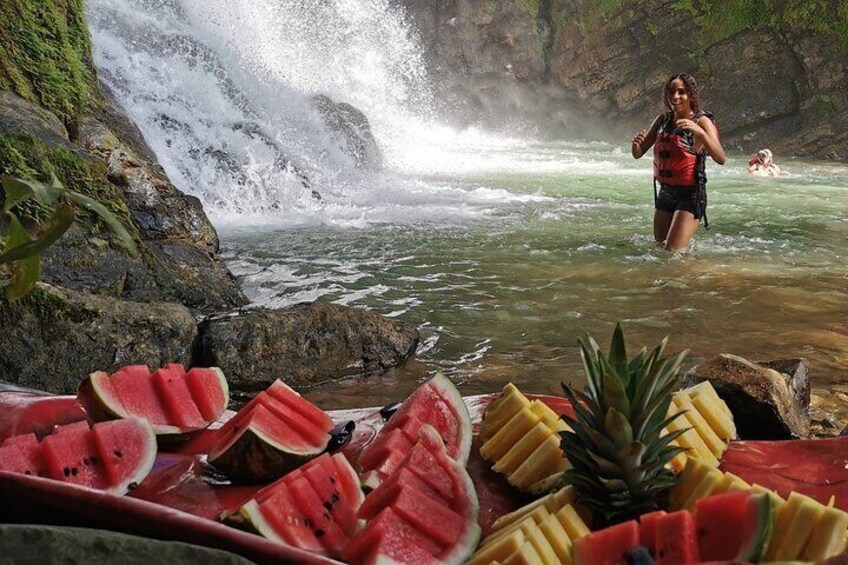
[194,302,419,398]
[312,94,382,170]
[683,353,810,440]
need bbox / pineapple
[558,323,689,525]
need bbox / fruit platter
[1,327,847,564]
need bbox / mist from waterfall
[87,0,559,227]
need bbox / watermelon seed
[113,449,122,459]
[128,482,138,490]
[304,518,313,528]
[24,471,32,475]
[315,529,325,538]
[329,477,336,485]
[63,467,71,477]
[71,467,79,476]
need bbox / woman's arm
[631,115,664,159]
[677,116,726,165]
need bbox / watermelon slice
[573,519,640,565]
[207,379,334,482]
[357,372,471,488]
[78,364,229,439]
[695,491,775,562]
[654,510,699,565]
[0,418,156,495]
[343,424,481,565]
[235,452,364,558]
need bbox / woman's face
[668,78,692,115]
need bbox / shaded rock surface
[195,303,420,398]
[0,524,252,565]
[684,353,810,440]
[0,284,197,395]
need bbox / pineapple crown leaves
[558,323,691,523]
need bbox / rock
[0,91,74,150]
[0,284,197,395]
[757,358,810,414]
[683,353,809,440]
[0,525,252,564]
[312,94,382,170]
[195,303,419,397]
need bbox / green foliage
[0,173,137,300]
[0,0,101,118]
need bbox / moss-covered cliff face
[403,0,848,158]
[0,0,102,120]
[0,0,247,312]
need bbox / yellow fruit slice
[801,505,848,561]
[680,468,725,511]
[538,513,574,564]
[467,530,527,565]
[502,540,543,565]
[771,492,826,560]
[525,523,559,565]
[685,380,733,421]
[665,407,719,467]
[690,393,736,441]
[555,504,590,540]
[481,384,531,441]
[485,511,551,549]
[669,454,715,509]
[493,422,550,475]
[509,434,569,490]
[673,393,726,458]
[481,407,541,462]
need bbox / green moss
[0,135,139,244]
[0,284,96,324]
[0,0,102,119]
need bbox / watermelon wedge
[695,491,775,562]
[343,424,481,565]
[78,364,229,439]
[234,452,364,558]
[0,418,156,495]
[356,372,471,489]
[207,379,334,482]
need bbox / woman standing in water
[631,74,726,251]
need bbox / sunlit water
[87,0,848,410]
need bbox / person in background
[631,73,726,252]
[747,148,781,177]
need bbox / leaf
[609,322,629,386]
[599,354,630,414]
[604,408,634,450]
[65,191,138,256]
[3,213,41,300]
[1,175,64,210]
[0,204,75,264]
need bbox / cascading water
[86,0,550,226]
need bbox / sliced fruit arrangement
[670,457,848,561]
[355,372,471,489]
[662,381,736,472]
[343,424,480,565]
[78,363,229,438]
[466,485,590,565]
[0,418,156,495]
[479,383,573,493]
[231,452,363,559]
[207,379,334,482]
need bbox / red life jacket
[653,111,716,187]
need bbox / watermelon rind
[102,417,158,496]
[78,366,229,440]
[428,372,473,466]
[207,424,326,483]
[736,492,776,562]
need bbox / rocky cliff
[403,0,848,159]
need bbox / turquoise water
[219,141,848,410]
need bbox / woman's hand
[631,130,648,158]
[675,118,705,138]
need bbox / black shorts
[655,184,703,220]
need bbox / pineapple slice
[538,513,574,564]
[491,485,576,531]
[801,505,848,561]
[484,511,551,549]
[689,392,737,441]
[768,492,827,561]
[509,435,568,490]
[673,392,726,458]
[680,467,726,511]
[492,422,551,475]
[481,407,542,461]
[481,384,532,441]
[467,530,527,565]
[685,380,733,422]
[555,504,591,540]
[502,540,543,565]
[665,406,719,467]
[524,523,559,565]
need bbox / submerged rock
[683,354,810,440]
[195,302,419,397]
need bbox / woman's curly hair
[662,73,700,113]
